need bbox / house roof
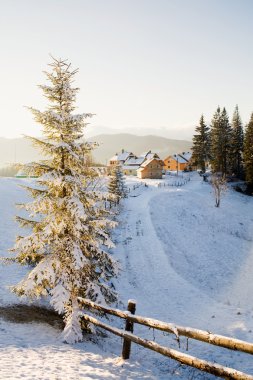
[146,152,160,160]
[124,157,145,166]
[110,155,118,162]
[137,158,164,171]
[110,150,161,165]
[109,151,134,162]
[140,150,152,158]
[15,169,27,177]
[165,154,188,164]
[139,151,160,160]
[164,152,192,164]
[174,154,188,164]
[118,151,133,161]
[179,152,192,162]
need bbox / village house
[122,157,145,176]
[108,149,164,178]
[163,152,192,172]
[109,149,135,166]
[139,150,160,161]
[137,158,164,179]
[15,164,38,178]
[122,151,162,176]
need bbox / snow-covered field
[1,173,253,379]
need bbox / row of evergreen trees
[192,106,253,188]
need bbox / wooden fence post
[122,299,136,359]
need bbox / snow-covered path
[1,175,253,379]
[113,174,253,377]
[0,178,157,380]
[115,182,216,321]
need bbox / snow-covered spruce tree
[244,113,253,192]
[191,114,211,172]
[11,58,117,343]
[108,165,127,205]
[221,107,233,174]
[116,166,127,199]
[107,166,120,205]
[210,107,232,175]
[210,107,222,173]
[230,105,244,178]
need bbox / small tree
[11,58,117,343]
[108,165,127,205]
[210,174,227,207]
[117,167,128,199]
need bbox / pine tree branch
[15,216,38,228]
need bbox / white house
[109,150,135,166]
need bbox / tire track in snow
[113,176,253,377]
[116,184,216,325]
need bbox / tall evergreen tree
[191,115,210,172]
[244,113,253,191]
[210,107,222,173]
[230,105,244,178]
[220,107,232,174]
[11,58,117,343]
[210,107,232,175]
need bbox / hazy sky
[0,0,253,139]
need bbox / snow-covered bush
[210,174,227,207]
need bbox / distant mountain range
[85,125,195,141]
[0,137,42,168]
[0,134,192,168]
[90,134,192,165]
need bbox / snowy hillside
[1,174,253,379]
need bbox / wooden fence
[77,297,253,380]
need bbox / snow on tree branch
[10,57,118,343]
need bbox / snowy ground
[1,174,253,379]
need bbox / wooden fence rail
[78,297,253,355]
[77,297,253,379]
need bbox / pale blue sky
[0,0,252,139]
